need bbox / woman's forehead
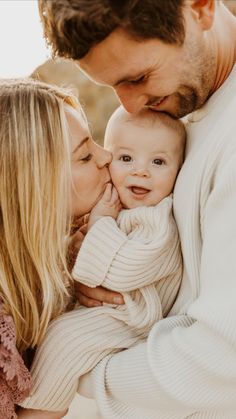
[64,104,90,151]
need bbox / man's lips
[147,96,167,110]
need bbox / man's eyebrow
[73,136,89,154]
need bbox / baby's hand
[88,183,122,229]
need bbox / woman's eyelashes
[80,153,92,162]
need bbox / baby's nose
[131,164,150,177]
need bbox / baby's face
[105,118,182,209]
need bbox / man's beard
[166,88,198,119]
[167,39,216,119]
[164,85,209,119]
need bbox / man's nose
[115,87,148,114]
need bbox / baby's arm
[68,184,121,264]
[67,182,121,272]
[73,196,181,292]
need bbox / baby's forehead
[111,109,181,134]
[105,107,186,152]
[110,117,180,141]
[125,111,184,134]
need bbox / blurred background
[0,0,118,144]
[0,1,235,418]
[0,0,235,145]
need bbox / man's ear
[190,0,215,30]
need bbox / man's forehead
[79,28,162,86]
[79,59,144,87]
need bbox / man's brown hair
[38,0,185,60]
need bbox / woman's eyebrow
[73,136,89,154]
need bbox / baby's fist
[88,184,122,228]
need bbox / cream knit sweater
[21,196,182,411]
[88,65,236,419]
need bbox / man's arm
[74,282,124,307]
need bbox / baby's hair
[105,106,186,166]
[135,110,186,166]
[129,109,185,142]
[0,78,79,351]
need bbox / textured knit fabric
[0,305,32,419]
[21,195,182,411]
[74,195,182,322]
[85,65,236,418]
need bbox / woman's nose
[96,144,112,168]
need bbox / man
[38,1,236,417]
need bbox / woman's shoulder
[0,304,32,419]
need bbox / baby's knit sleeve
[72,196,181,292]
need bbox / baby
[20,107,186,417]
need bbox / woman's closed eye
[80,153,92,162]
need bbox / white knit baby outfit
[21,195,182,411]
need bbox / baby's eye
[153,158,165,166]
[80,154,92,162]
[119,155,132,162]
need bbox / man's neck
[211,3,236,93]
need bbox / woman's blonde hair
[0,78,79,352]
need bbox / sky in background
[0,0,49,77]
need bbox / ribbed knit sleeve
[73,196,179,292]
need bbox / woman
[0,78,112,418]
